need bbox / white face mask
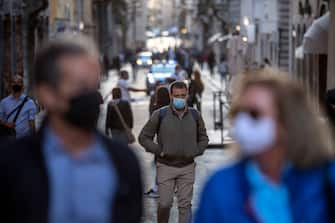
[233,112,276,155]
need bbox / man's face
[170,87,188,100]
[11,76,24,92]
[122,72,129,80]
[37,54,101,114]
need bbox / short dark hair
[32,41,88,88]
[112,87,122,99]
[169,81,188,94]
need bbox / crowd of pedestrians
[1,35,335,223]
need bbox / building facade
[289,0,332,101]
[0,0,48,97]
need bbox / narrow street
[98,66,237,222]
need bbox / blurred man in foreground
[0,36,143,223]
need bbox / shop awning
[303,12,330,54]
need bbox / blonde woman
[195,68,335,223]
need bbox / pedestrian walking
[218,55,230,85]
[149,84,170,116]
[145,86,171,198]
[207,49,216,76]
[139,81,209,223]
[326,88,335,131]
[195,68,335,223]
[0,36,143,223]
[115,70,146,102]
[0,75,37,140]
[112,56,121,71]
[188,70,204,112]
[171,64,187,81]
[105,87,134,144]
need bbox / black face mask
[63,90,101,131]
[12,84,23,93]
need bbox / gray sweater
[138,106,209,167]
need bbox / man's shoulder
[0,95,12,104]
[26,97,37,107]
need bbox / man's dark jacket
[0,124,143,223]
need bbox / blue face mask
[173,98,186,110]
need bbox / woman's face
[238,85,277,121]
[232,85,283,155]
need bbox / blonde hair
[230,68,334,169]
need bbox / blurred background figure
[145,85,171,198]
[207,49,216,76]
[218,54,230,86]
[0,74,37,140]
[0,36,143,223]
[149,84,170,116]
[195,68,335,223]
[188,70,204,112]
[116,70,146,102]
[260,58,272,69]
[105,87,134,144]
[325,88,335,132]
[171,64,187,81]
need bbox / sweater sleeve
[138,110,162,155]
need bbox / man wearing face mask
[0,37,143,223]
[139,81,209,223]
[0,75,37,139]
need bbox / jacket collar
[170,105,189,119]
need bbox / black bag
[0,96,29,139]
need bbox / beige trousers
[156,162,195,223]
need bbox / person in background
[207,49,216,76]
[326,88,335,131]
[188,70,204,112]
[260,58,272,69]
[0,75,37,139]
[171,64,187,81]
[149,81,162,116]
[145,86,171,198]
[105,87,133,144]
[0,36,143,223]
[152,86,170,112]
[195,68,335,223]
[139,81,209,223]
[218,55,230,86]
[116,70,146,102]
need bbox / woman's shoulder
[203,160,247,192]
